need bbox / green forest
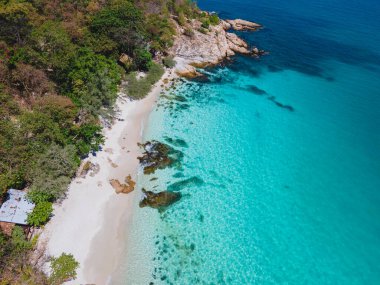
[0,0,206,283]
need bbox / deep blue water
[121,0,380,284]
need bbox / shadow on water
[239,84,295,112]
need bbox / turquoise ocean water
[120,0,380,284]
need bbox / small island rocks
[139,188,181,209]
[172,18,264,77]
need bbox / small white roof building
[0,189,35,225]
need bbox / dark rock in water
[173,172,185,178]
[139,188,181,209]
[247,85,267,95]
[191,74,211,83]
[274,101,295,112]
[177,103,190,110]
[174,95,188,102]
[162,94,188,102]
[251,48,268,57]
[267,96,295,112]
[138,140,183,174]
[164,136,189,148]
[248,68,261,78]
[167,176,204,192]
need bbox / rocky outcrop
[119,53,132,69]
[171,18,263,77]
[139,188,181,209]
[174,58,201,78]
[226,19,262,31]
[109,175,136,194]
[226,33,250,54]
[138,140,183,174]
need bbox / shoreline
[36,14,260,284]
[37,69,176,284]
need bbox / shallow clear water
[121,0,380,284]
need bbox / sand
[37,70,175,284]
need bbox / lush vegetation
[0,0,199,207]
[125,62,165,99]
[162,56,176,68]
[0,0,200,283]
[49,253,79,285]
[27,201,53,227]
[0,226,48,284]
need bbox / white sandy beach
[37,70,175,284]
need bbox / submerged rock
[139,188,181,209]
[167,176,204,192]
[164,137,189,148]
[247,85,267,95]
[138,140,183,174]
[267,96,295,112]
[109,175,136,194]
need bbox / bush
[28,21,76,79]
[27,201,53,227]
[201,18,210,29]
[69,123,104,156]
[178,12,186,26]
[209,14,220,25]
[29,144,78,201]
[67,48,121,114]
[27,191,54,204]
[0,171,25,196]
[49,253,79,285]
[11,63,54,100]
[162,56,176,68]
[126,63,164,99]
[0,226,48,284]
[90,1,146,54]
[133,48,153,71]
[145,14,175,52]
[0,1,39,45]
[11,226,31,252]
[33,95,77,129]
[19,111,66,147]
[0,231,9,260]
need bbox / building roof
[0,189,35,225]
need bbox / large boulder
[175,60,201,78]
[139,188,181,209]
[119,53,133,69]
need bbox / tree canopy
[0,0,201,282]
